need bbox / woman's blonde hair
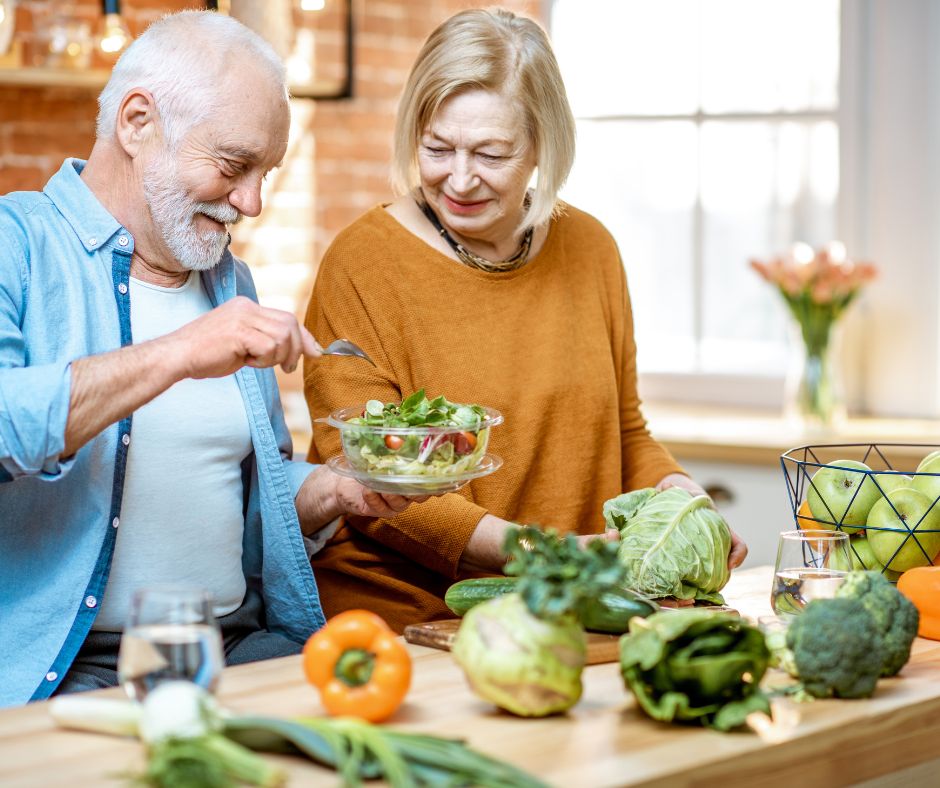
[391,8,576,231]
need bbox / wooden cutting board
[403,618,621,664]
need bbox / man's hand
[655,472,748,570]
[64,297,323,456]
[162,296,322,379]
[294,466,428,536]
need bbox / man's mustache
[196,201,242,226]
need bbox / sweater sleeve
[612,251,686,490]
[303,222,488,578]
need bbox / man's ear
[115,88,159,157]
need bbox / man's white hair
[96,10,287,149]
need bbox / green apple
[867,487,940,571]
[827,536,901,581]
[807,460,879,535]
[917,449,940,469]
[872,473,913,499]
[912,452,940,506]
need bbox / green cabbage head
[451,593,585,717]
[604,487,732,603]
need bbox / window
[551,0,841,392]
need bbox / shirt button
[118,283,128,295]
[222,276,229,287]
[121,434,130,446]
[118,236,129,247]
[88,238,97,246]
[46,671,58,682]
[85,596,97,608]
[112,517,120,528]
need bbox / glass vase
[784,320,846,429]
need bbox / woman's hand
[725,531,748,569]
[460,516,620,574]
[654,472,748,570]
[574,529,621,549]
[655,472,707,497]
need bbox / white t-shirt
[93,273,253,631]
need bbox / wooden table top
[3,566,940,787]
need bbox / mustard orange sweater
[303,204,683,631]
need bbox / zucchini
[445,577,518,616]
[581,589,656,634]
[445,577,655,632]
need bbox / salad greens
[342,390,491,478]
[356,389,487,429]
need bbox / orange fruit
[796,499,831,531]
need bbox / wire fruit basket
[780,443,940,581]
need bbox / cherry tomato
[384,434,404,450]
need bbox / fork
[322,338,376,366]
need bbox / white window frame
[548,1,940,418]
[547,1,846,411]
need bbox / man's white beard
[142,152,243,271]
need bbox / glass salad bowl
[319,394,504,496]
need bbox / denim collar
[42,158,235,293]
[43,159,124,255]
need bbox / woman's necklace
[415,193,533,273]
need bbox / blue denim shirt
[0,159,326,708]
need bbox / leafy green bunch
[503,526,627,625]
[354,389,485,428]
[619,609,771,732]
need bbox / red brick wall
[1,0,544,242]
[0,0,544,410]
[310,0,542,259]
[0,0,196,195]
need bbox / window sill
[644,400,940,467]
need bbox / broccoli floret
[836,570,919,677]
[786,597,884,699]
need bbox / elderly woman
[304,8,746,632]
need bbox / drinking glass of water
[771,530,852,616]
[118,587,225,701]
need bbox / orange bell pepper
[302,609,412,722]
[897,567,940,640]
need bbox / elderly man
[0,11,408,707]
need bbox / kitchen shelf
[0,66,110,89]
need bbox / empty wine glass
[117,587,225,701]
[771,530,852,616]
